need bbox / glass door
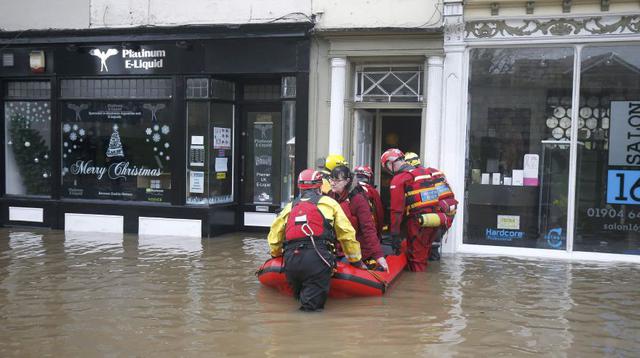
[241,104,282,208]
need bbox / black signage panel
[53,43,204,75]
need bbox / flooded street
[1,228,639,356]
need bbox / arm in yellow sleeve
[267,203,292,257]
[321,197,361,262]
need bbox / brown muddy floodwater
[0,228,639,357]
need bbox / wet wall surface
[0,228,638,356]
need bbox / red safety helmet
[380,148,404,171]
[353,166,373,181]
[297,169,323,190]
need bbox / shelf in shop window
[467,183,539,206]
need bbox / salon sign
[609,101,640,166]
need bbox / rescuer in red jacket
[330,165,389,271]
[353,165,385,240]
[380,148,457,272]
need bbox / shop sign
[544,227,565,249]
[609,101,640,166]
[254,120,273,204]
[607,170,640,205]
[89,47,165,73]
[485,228,525,242]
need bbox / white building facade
[1,0,639,262]
[442,0,640,262]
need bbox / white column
[440,0,466,255]
[424,56,444,169]
[329,57,347,154]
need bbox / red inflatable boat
[256,242,407,298]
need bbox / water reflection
[0,228,639,356]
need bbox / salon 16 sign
[607,101,640,204]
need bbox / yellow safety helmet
[404,152,421,167]
[325,154,348,171]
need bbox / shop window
[465,48,574,249]
[60,78,172,99]
[186,78,234,205]
[355,65,422,102]
[4,81,52,196]
[211,79,235,101]
[60,78,173,202]
[574,45,640,254]
[186,78,209,99]
[281,100,296,206]
[243,84,280,100]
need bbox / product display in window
[465,47,573,249]
[61,101,172,202]
[4,101,52,196]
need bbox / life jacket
[404,167,454,216]
[285,193,336,244]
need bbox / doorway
[378,111,422,215]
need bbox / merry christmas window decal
[60,101,173,202]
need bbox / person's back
[268,169,361,311]
[353,166,385,239]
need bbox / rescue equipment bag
[404,167,458,228]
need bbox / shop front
[0,24,310,236]
[455,13,640,260]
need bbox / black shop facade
[0,24,310,237]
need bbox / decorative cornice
[466,15,640,40]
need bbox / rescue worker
[353,166,385,240]
[380,148,457,272]
[329,165,388,271]
[268,169,362,311]
[317,154,348,194]
[404,152,422,167]
[398,152,443,261]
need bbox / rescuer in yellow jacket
[268,169,362,311]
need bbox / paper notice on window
[189,171,204,193]
[191,135,204,145]
[215,157,228,172]
[497,215,520,230]
[213,127,231,149]
[523,154,539,186]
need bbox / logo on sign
[89,49,119,72]
[485,228,525,242]
[544,227,564,249]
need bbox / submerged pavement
[0,228,638,356]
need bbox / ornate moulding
[466,15,640,40]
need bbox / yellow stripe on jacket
[267,195,362,262]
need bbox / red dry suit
[359,182,385,239]
[389,165,456,272]
[332,187,385,261]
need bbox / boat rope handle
[366,269,389,291]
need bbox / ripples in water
[0,228,639,356]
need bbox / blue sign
[544,227,565,249]
[485,228,525,242]
[607,170,640,205]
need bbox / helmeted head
[297,169,323,190]
[380,148,405,174]
[353,165,373,184]
[329,165,353,195]
[325,154,348,172]
[404,152,421,167]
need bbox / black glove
[391,233,402,255]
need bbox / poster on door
[254,120,273,204]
